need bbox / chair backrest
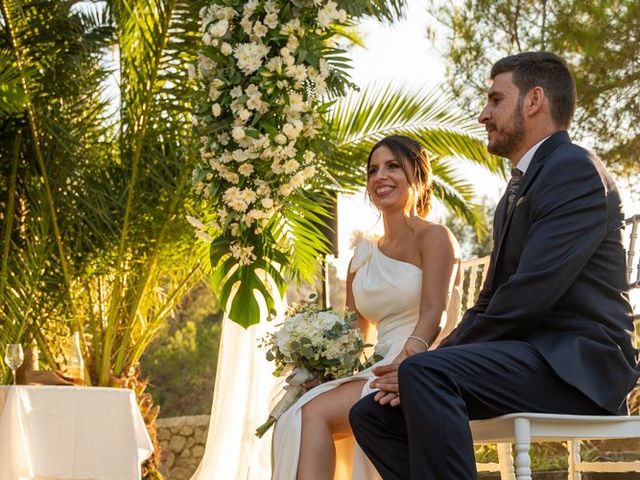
[459,255,491,313]
[458,214,640,318]
[626,214,640,291]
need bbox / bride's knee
[300,399,330,426]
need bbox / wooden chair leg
[567,440,582,480]
[513,418,532,480]
[497,442,516,480]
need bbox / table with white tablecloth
[0,385,153,480]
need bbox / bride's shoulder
[413,220,460,253]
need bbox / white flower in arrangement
[209,19,229,37]
[231,126,246,141]
[202,32,212,45]
[303,151,316,163]
[230,222,241,236]
[271,160,283,175]
[233,42,270,74]
[280,18,301,36]
[208,87,221,102]
[282,142,297,159]
[288,172,306,189]
[224,187,249,212]
[211,103,222,117]
[187,63,196,80]
[186,215,206,230]
[279,183,294,196]
[261,197,274,209]
[282,120,303,140]
[283,159,300,174]
[237,108,252,123]
[239,189,258,205]
[232,148,251,163]
[217,6,236,21]
[286,35,298,52]
[220,168,240,185]
[255,180,270,196]
[197,54,216,77]
[286,64,307,83]
[264,12,279,29]
[301,165,317,179]
[238,163,254,176]
[220,42,233,56]
[195,230,213,243]
[244,209,269,226]
[274,133,287,145]
[319,58,330,77]
[264,0,279,15]
[217,208,228,223]
[265,56,284,75]
[243,0,259,16]
[240,16,253,35]
[279,48,296,67]
[230,242,257,266]
[252,21,268,39]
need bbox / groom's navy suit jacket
[442,131,639,414]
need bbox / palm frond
[0,49,27,118]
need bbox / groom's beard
[486,99,525,159]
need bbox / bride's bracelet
[407,335,430,350]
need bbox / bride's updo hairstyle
[366,135,432,218]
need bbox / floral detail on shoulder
[349,232,379,273]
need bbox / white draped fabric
[190,293,285,480]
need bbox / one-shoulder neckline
[375,242,422,272]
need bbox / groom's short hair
[491,51,576,129]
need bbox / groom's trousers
[349,340,609,480]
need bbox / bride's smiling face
[366,145,415,214]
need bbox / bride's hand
[371,337,431,406]
[302,377,321,390]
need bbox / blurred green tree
[430,0,640,176]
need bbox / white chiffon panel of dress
[271,237,461,480]
[190,280,286,480]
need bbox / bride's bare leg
[297,379,367,480]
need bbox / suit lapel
[487,131,572,288]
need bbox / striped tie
[506,167,524,210]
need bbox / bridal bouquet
[255,304,369,437]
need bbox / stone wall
[156,416,640,480]
[156,415,210,480]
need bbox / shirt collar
[515,136,549,174]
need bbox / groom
[349,51,640,479]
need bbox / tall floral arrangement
[190,0,391,327]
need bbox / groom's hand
[370,363,401,406]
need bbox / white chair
[460,214,640,480]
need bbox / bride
[272,135,462,479]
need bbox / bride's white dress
[272,237,461,479]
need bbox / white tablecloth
[0,386,153,480]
